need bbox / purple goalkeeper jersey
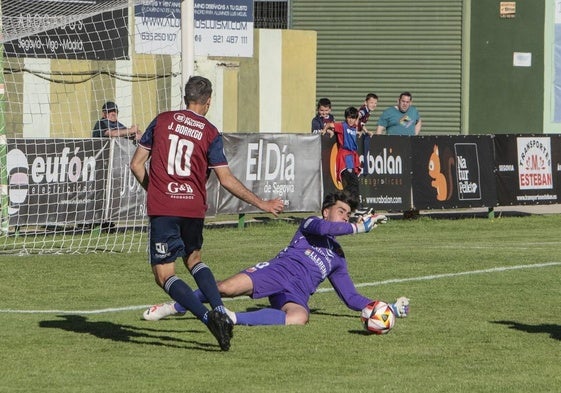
[247,216,372,311]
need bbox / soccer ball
[361,301,396,335]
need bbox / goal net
[1,0,184,254]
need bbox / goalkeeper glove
[352,214,388,234]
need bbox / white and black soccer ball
[360,301,396,335]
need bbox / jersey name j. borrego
[138,110,228,218]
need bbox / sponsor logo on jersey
[173,113,205,130]
[305,249,327,279]
[166,182,195,199]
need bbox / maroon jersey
[138,110,228,218]
[357,104,371,132]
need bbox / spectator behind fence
[322,106,361,210]
[311,97,335,134]
[357,93,378,137]
[376,92,422,136]
[92,101,142,141]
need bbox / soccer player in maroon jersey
[130,76,284,351]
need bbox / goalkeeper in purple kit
[144,192,409,325]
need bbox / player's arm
[300,216,355,237]
[300,214,387,237]
[328,266,372,311]
[213,166,284,217]
[130,145,150,190]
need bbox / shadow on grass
[493,320,561,341]
[39,314,222,351]
[239,306,356,320]
[348,329,376,336]
[310,309,356,320]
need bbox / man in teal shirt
[376,92,422,136]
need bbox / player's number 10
[167,134,194,177]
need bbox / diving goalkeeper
[143,192,409,325]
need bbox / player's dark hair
[317,97,332,110]
[322,191,357,211]
[184,76,213,105]
[344,106,359,119]
[365,93,378,101]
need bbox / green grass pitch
[1,214,560,393]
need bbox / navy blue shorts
[148,216,204,265]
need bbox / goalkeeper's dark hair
[184,76,213,105]
[321,191,358,212]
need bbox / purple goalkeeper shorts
[242,258,311,312]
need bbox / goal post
[0,0,187,254]
[0,2,8,235]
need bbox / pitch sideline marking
[344,261,561,291]
[1,261,560,315]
